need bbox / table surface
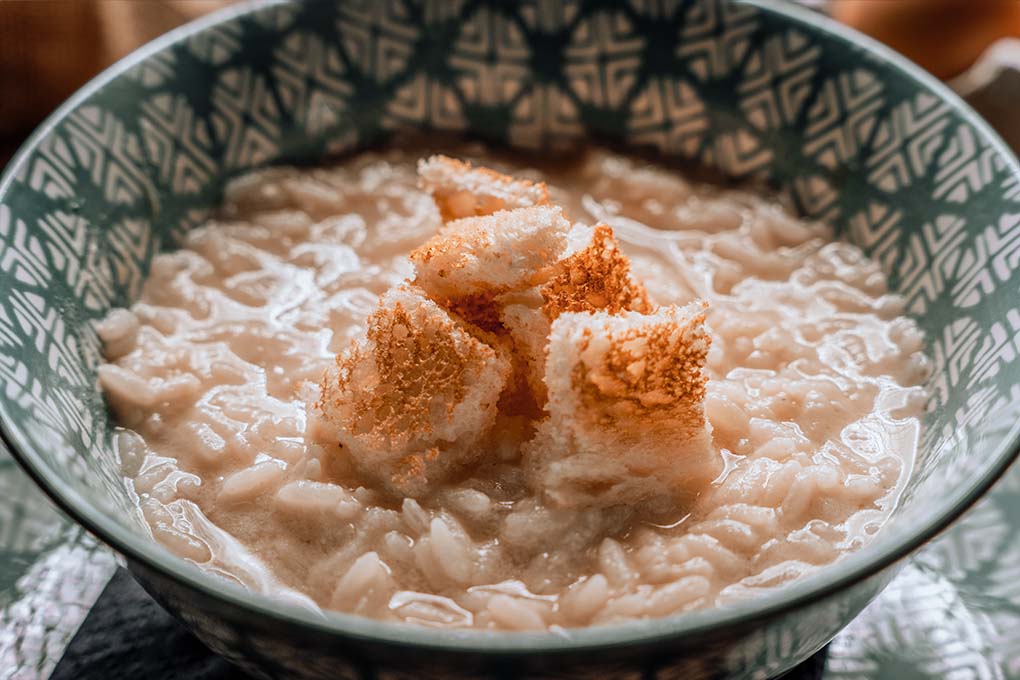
[1,36,1019,680]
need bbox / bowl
[2,1,1019,678]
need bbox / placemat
[49,570,247,680]
[49,569,827,680]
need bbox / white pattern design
[803,70,883,170]
[739,29,821,131]
[273,32,353,138]
[828,564,1003,680]
[65,107,155,207]
[386,74,465,132]
[450,7,530,109]
[140,94,218,195]
[187,21,242,66]
[566,9,642,111]
[628,77,708,155]
[676,1,758,81]
[866,93,952,193]
[934,126,1008,203]
[337,1,418,82]
[211,67,282,169]
[509,83,584,148]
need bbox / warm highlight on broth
[98,148,928,630]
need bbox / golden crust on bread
[318,285,510,497]
[409,205,570,329]
[494,224,651,405]
[541,225,651,320]
[570,304,710,424]
[418,155,550,222]
[525,303,717,508]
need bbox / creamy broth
[98,148,928,630]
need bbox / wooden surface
[0,1,231,166]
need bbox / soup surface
[98,147,928,630]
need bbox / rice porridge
[97,148,928,630]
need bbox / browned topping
[408,226,479,269]
[317,286,509,496]
[408,223,509,330]
[409,206,571,332]
[541,225,652,320]
[394,447,442,490]
[441,292,505,333]
[571,304,710,441]
[321,300,477,443]
[419,155,550,222]
[524,303,716,508]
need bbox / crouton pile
[318,155,718,507]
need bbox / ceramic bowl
[2,1,1019,678]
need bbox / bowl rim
[2,0,1020,655]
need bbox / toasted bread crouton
[418,155,550,222]
[318,285,511,497]
[409,205,570,329]
[541,224,652,319]
[524,302,719,508]
[496,224,651,405]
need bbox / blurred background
[0,0,228,165]
[1,0,1019,166]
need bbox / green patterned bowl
[2,1,1019,678]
